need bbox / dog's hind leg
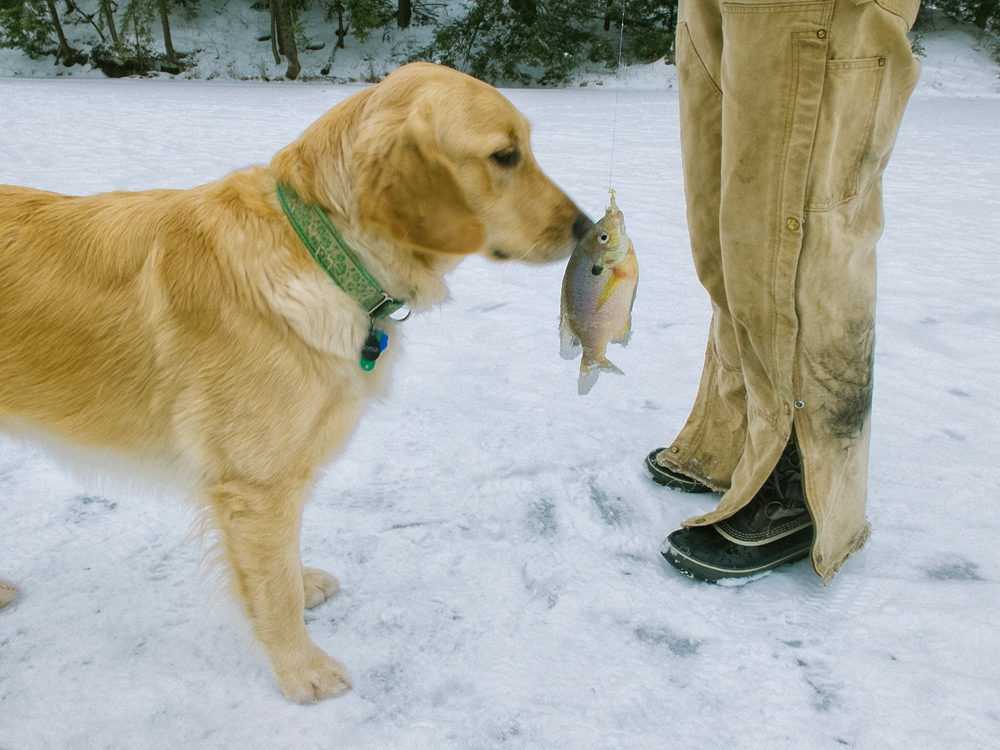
[208,477,351,703]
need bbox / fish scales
[559,191,638,395]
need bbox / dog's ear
[356,110,485,256]
[270,88,374,212]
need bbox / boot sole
[645,449,714,493]
[662,544,810,582]
[661,526,814,583]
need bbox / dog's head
[271,63,591,265]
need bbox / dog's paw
[302,567,339,609]
[276,647,352,703]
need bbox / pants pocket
[805,57,884,211]
[676,22,722,97]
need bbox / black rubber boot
[645,448,714,493]
[660,441,813,582]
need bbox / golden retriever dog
[0,62,590,702]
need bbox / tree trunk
[336,7,346,48]
[275,0,285,56]
[321,9,344,76]
[158,0,180,67]
[268,0,281,63]
[398,0,411,29]
[321,5,345,74]
[100,0,119,47]
[667,2,677,64]
[274,0,300,79]
[971,0,997,30]
[106,7,119,47]
[45,0,80,65]
[320,36,336,74]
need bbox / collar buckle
[368,292,403,319]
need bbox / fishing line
[608,0,627,193]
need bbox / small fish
[559,191,638,395]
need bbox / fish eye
[598,233,609,244]
[490,148,521,168]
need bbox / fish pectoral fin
[595,272,625,311]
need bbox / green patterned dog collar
[276,183,404,319]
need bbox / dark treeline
[0,0,997,83]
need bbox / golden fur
[0,63,587,702]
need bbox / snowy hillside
[1,12,1000,750]
[0,3,998,93]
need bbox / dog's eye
[491,148,521,168]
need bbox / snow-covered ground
[1,23,1000,750]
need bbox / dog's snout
[572,213,594,242]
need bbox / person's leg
[792,0,921,582]
[649,0,746,496]
[657,0,831,580]
[658,0,921,583]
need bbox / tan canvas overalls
[658,0,922,583]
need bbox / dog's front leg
[208,477,351,703]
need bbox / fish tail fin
[578,364,600,396]
[599,356,625,376]
[577,354,624,396]
[559,311,582,360]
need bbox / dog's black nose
[572,213,594,242]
